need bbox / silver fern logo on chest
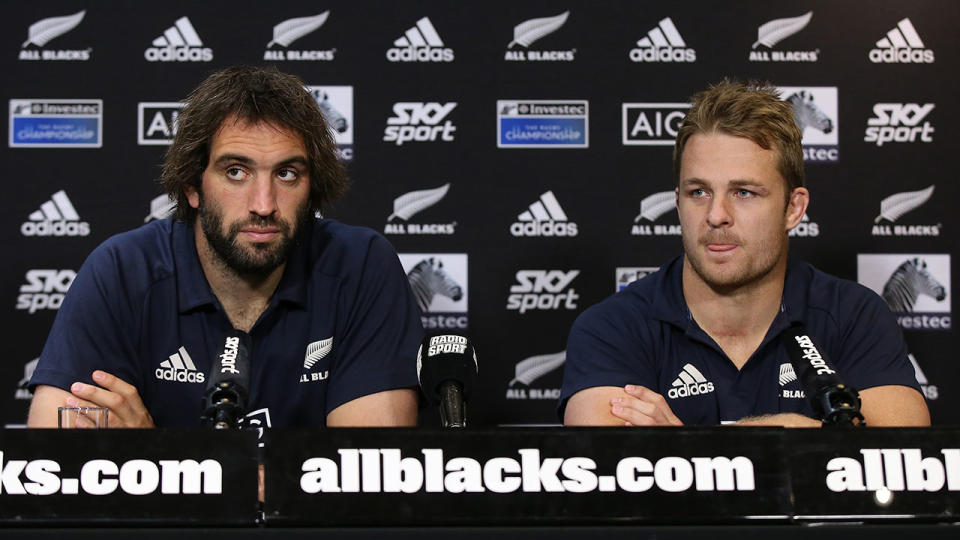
[304,337,333,369]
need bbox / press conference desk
[2,427,959,532]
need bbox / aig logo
[16,269,76,313]
[507,270,579,313]
[138,102,183,145]
[384,102,457,145]
[622,103,689,146]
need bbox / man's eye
[277,169,298,182]
[690,188,706,197]
[736,189,754,198]
[226,167,246,181]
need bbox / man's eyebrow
[211,154,309,168]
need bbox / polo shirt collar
[173,220,311,313]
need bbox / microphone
[417,334,478,428]
[780,325,865,427]
[200,330,252,429]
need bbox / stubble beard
[682,229,786,293]
[198,195,312,277]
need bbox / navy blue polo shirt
[560,255,921,424]
[30,218,422,427]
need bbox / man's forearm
[736,413,821,427]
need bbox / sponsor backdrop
[2,0,957,427]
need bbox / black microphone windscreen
[417,334,478,405]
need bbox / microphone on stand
[417,334,478,428]
[780,325,865,427]
[200,330,252,429]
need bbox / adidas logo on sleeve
[667,363,715,399]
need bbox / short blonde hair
[673,79,805,198]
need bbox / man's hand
[66,370,154,428]
[610,385,684,426]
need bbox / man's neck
[681,256,787,369]
[194,226,284,332]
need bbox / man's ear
[185,184,200,209]
[785,187,810,231]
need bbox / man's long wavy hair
[160,66,348,222]
[673,79,805,202]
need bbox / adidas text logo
[748,11,818,63]
[631,191,681,236]
[909,353,938,401]
[263,11,336,61]
[788,213,820,238]
[144,17,213,62]
[510,191,578,237]
[384,102,457,145]
[155,347,205,383]
[629,17,696,63]
[16,269,76,313]
[19,10,91,61]
[386,17,454,63]
[869,18,934,64]
[667,363,715,399]
[864,103,935,146]
[21,190,90,237]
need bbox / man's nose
[705,197,732,227]
[248,176,278,217]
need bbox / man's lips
[241,228,280,241]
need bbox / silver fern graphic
[907,353,928,385]
[388,183,450,221]
[304,337,333,369]
[634,191,676,222]
[778,363,798,386]
[23,10,86,47]
[874,185,935,223]
[509,351,566,386]
[752,11,812,49]
[267,11,329,48]
[508,11,569,48]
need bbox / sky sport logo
[869,18,934,64]
[144,16,213,62]
[138,102,183,146]
[497,100,588,148]
[622,103,689,146]
[19,10,91,61]
[864,103,935,147]
[629,17,695,62]
[16,269,76,314]
[387,17,453,62]
[777,86,838,162]
[504,11,575,62]
[21,190,89,237]
[264,11,336,61]
[510,190,578,237]
[857,254,951,331]
[384,184,456,235]
[748,11,818,62]
[399,254,468,330]
[507,270,579,314]
[872,185,940,237]
[384,102,457,145]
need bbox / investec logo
[399,254,468,330]
[387,17,453,62]
[384,183,456,235]
[497,100,589,148]
[507,270,579,313]
[857,254,951,331]
[264,11,336,61]
[506,351,565,400]
[778,86,838,162]
[16,269,76,313]
[511,190,578,237]
[864,103,934,147]
[138,102,183,146]
[9,99,103,148]
[622,103,689,146]
[632,191,681,236]
[306,86,353,161]
[826,449,960,493]
[615,267,658,292]
[869,18,934,64]
[629,17,695,62]
[21,190,90,237]
[749,11,818,63]
[505,11,575,62]
[144,16,213,62]
[384,102,456,145]
[19,10,91,61]
[872,185,940,237]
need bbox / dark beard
[198,197,311,277]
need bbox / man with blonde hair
[561,80,929,427]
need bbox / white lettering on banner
[298,448,755,494]
[0,452,222,495]
[826,449,960,493]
